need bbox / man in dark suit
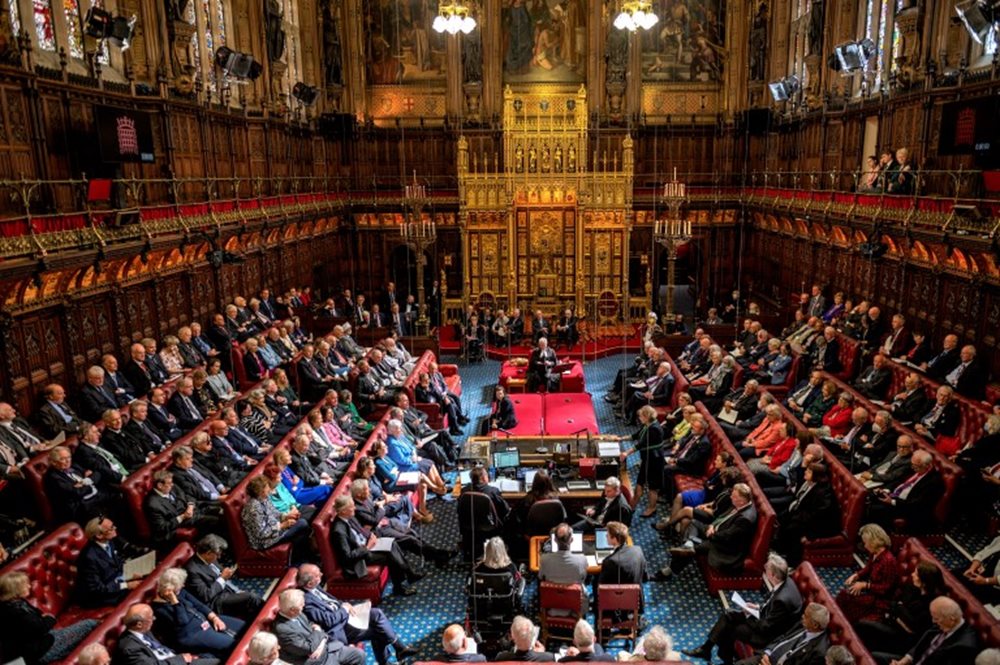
[80,366,125,422]
[99,408,150,472]
[102,353,137,401]
[298,344,338,402]
[914,386,961,441]
[122,343,159,398]
[685,553,803,664]
[329,495,422,598]
[207,314,235,364]
[191,431,245,487]
[660,483,757,579]
[297,563,416,665]
[350,479,453,567]
[925,334,960,382]
[0,401,47,475]
[76,422,129,486]
[44,445,114,524]
[595,521,645,602]
[661,416,712,499]
[574,476,632,531]
[388,303,408,338]
[184,535,263,620]
[273,589,365,665]
[116,603,220,665]
[76,517,142,607]
[496,617,557,662]
[176,327,207,368]
[733,602,831,665]
[554,309,579,349]
[944,344,989,400]
[463,465,511,525]
[123,400,168,457]
[889,373,931,426]
[858,435,916,490]
[868,449,944,534]
[148,388,185,441]
[785,371,824,415]
[415,372,465,433]
[873,596,978,665]
[880,314,912,358]
[36,383,82,440]
[170,445,227,508]
[623,361,674,425]
[435,624,487,663]
[854,353,893,400]
[531,311,550,345]
[824,407,874,465]
[392,392,458,459]
[369,304,387,329]
[527,336,558,392]
[168,378,206,432]
[813,327,841,374]
[508,308,525,344]
[144,470,222,546]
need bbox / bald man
[436,624,486,663]
[115,603,220,665]
[881,596,978,665]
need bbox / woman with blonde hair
[0,571,98,663]
[836,523,899,622]
[473,537,524,607]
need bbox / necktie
[182,395,200,419]
[913,631,949,665]
[767,630,807,663]
[141,632,176,660]
[945,363,967,387]
[188,467,219,499]
[51,402,73,423]
[4,422,37,449]
[0,442,19,468]
[891,472,923,499]
[348,519,367,547]
[216,437,242,462]
[142,422,163,449]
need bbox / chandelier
[432,3,477,35]
[614,0,659,31]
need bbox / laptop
[523,469,538,487]
[566,480,592,491]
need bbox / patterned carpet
[242,353,984,664]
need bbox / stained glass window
[986,29,998,56]
[33,0,55,51]
[64,0,83,58]
[283,0,300,101]
[190,0,228,101]
[9,0,21,41]
[202,0,217,96]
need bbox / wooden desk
[528,534,633,575]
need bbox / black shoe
[458,416,470,425]
[653,568,673,582]
[682,646,713,660]
[604,394,619,403]
[395,642,419,657]
[449,428,464,436]
[409,570,427,582]
[395,584,418,597]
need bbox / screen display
[94,105,155,163]
[595,528,611,551]
[492,449,520,469]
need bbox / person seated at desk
[436,624,486,663]
[463,465,511,525]
[496,616,557,662]
[555,309,579,349]
[540,523,588,615]
[519,469,562,526]
[573,476,632,532]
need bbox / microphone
[496,428,514,438]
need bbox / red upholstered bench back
[791,562,876,665]
[823,448,867,543]
[668,357,691,409]
[224,568,299,665]
[122,453,176,542]
[401,350,435,403]
[896,538,1000,649]
[2,523,86,618]
[834,333,861,380]
[954,393,988,450]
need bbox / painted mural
[364,0,447,84]
[502,0,586,84]
[640,0,726,82]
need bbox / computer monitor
[524,469,538,487]
[595,528,611,551]
[492,449,520,471]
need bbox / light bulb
[461,15,476,33]
[613,12,630,30]
[432,15,446,32]
[640,11,658,29]
[448,14,462,33]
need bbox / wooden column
[341,0,367,118]
[481,0,502,120]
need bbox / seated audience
[660,414,712,504]
[858,435,916,490]
[463,465,511,525]
[496,616,557,661]
[240,476,312,560]
[873,596,978,665]
[371,439,446,497]
[184,534,264,620]
[540,522,588,614]
[658,456,738,535]
[79,365,124,422]
[957,534,1000,605]
[559,620,615,663]
[596,522,645,607]
[855,353,893,400]
[45,445,115,524]
[913,386,961,448]
[436,624,486,663]
[152,567,244,657]
[856,560,945,657]
[473,536,525,607]
[866,449,944,534]
[273,589,365,665]
[776,462,840,564]
[734,602,831,665]
[36,383,82,439]
[618,625,680,662]
[350,479,453,567]
[116,602,221,665]
[481,384,518,436]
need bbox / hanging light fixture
[614,0,659,31]
[433,3,477,35]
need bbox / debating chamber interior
[1,0,1000,664]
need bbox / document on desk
[490,478,521,492]
[348,601,372,630]
[585,555,599,569]
[124,551,157,580]
[371,537,396,553]
[598,441,621,458]
[731,592,760,619]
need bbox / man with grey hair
[79,365,122,422]
[248,631,288,665]
[296,563,415,665]
[496,616,556,661]
[734,602,830,665]
[560,619,614,662]
[825,645,854,665]
[436,624,486,662]
[868,449,944,534]
[659,483,757,580]
[273,589,365,665]
[685,552,803,663]
[574,475,632,531]
[883,596,978,665]
[976,649,1000,665]
[184,534,263,619]
[77,643,112,665]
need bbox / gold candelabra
[401,171,435,335]
[655,167,691,316]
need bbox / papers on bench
[371,537,395,553]
[396,471,420,488]
[123,550,157,580]
[731,592,760,619]
[418,434,437,447]
[597,441,621,458]
[490,478,522,492]
[862,479,884,490]
[347,601,372,630]
[717,407,739,424]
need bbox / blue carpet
[240,353,988,664]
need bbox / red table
[543,393,599,435]
[498,360,586,392]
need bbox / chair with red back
[596,584,642,648]
[224,568,299,665]
[538,582,585,645]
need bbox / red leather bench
[800,448,868,566]
[895,538,1000,649]
[57,543,194,665]
[833,332,862,381]
[674,404,725,494]
[313,418,392,604]
[0,523,112,628]
[400,351,462,430]
[790,562,877,665]
[766,354,802,399]
[224,567,299,665]
[695,420,777,594]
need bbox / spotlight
[84,7,137,49]
[832,38,877,73]
[767,75,800,102]
[214,46,262,81]
[292,82,319,106]
[955,0,999,44]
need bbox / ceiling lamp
[955,0,999,44]
[767,75,800,102]
[614,0,659,31]
[433,3,477,35]
[831,38,877,73]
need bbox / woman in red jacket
[813,391,855,439]
[836,523,900,622]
